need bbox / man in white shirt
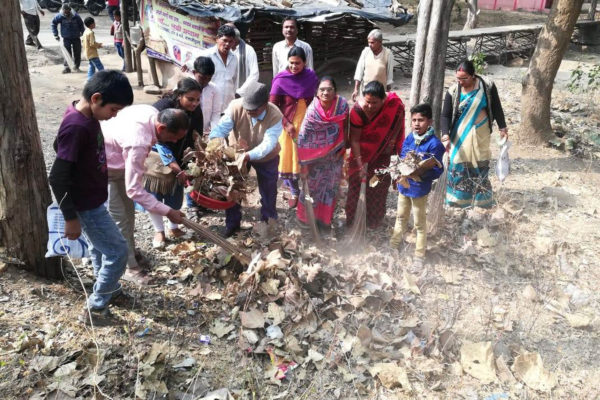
[272,17,313,75]
[352,29,395,102]
[199,25,238,115]
[231,27,260,98]
[189,56,223,133]
[20,0,44,49]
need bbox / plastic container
[189,190,236,210]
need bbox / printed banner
[140,0,218,65]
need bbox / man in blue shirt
[209,81,283,237]
[51,4,84,73]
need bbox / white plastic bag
[495,138,511,183]
[45,203,90,259]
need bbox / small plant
[470,52,486,74]
[568,64,600,93]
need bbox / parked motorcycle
[37,0,61,12]
[68,0,106,16]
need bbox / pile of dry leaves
[185,138,250,203]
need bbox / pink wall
[478,0,551,11]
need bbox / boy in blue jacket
[390,103,445,266]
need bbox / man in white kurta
[352,29,394,102]
[271,17,313,75]
[200,25,238,114]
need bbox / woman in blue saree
[440,60,508,208]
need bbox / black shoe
[62,67,71,74]
[78,307,118,326]
[110,291,136,309]
[223,226,240,238]
[25,40,35,46]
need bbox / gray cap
[242,81,269,110]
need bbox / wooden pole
[120,0,133,73]
[135,35,146,87]
[409,0,433,107]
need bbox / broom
[344,163,368,247]
[301,177,323,246]
[181,218,251,264]
[427,152,449,236]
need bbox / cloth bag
[45,203,90,259]
[142,151,177,195]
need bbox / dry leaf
[512,351,557,392]
[53,361,77,377]
[242,330,260,345]
[496,355,516,383]
[369,362,412,390]
[564,312,592,328]
[476,228,496,247]
[260,279,280,296]
[144,342,169,365]
[266,303,286,325]
[240,308,265,329]
[402,271,421,295]
[357,324,372,347]
[210,320,236,338]
[460,341,497,384]
[522,285,539,302]
[204,291,222,301]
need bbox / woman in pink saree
[296,76,349,232]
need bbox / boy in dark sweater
[390,103,445,267]
[48,70,133,325]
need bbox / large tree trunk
[410,0,456,132]
[1,0,60,277]
[463,0,479,30]
[520,0,584,145]
[121,0,134,73]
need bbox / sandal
[122,266,152,286]
[167,228,186,238]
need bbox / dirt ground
[1,7,600,400]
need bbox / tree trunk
[590,0,598,20]
[409,0,456,133]
[463,0,479,30]
[121,0,134,73]
[520,0,584,145]
[1,0,60,278]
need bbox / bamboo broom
[181,218,251,264]
[427,152,449,236]
[344,163,367,247]
[301,177,323,246]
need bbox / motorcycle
[68,0,106,16]
[37,0,61,12]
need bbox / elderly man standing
[231,26,260,98]
[51,4,85,73]
[272,17,313,75]
[208,81,283,237]
[102,106,188,284]
[200,24,238,114]
[351,29,395,102]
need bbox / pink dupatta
[297,95,348,165]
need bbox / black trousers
[22,13,41,47]
[63,37,81,69]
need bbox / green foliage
[568,64,600,93]
[471,52,486,75]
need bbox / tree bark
[121,0,134,73]
[463,0,479,30]
[520,0,584,145]
[409,0,455,132]
[1,0,60,278]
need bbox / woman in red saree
[297,76,349,232]
[346,81,405,229]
